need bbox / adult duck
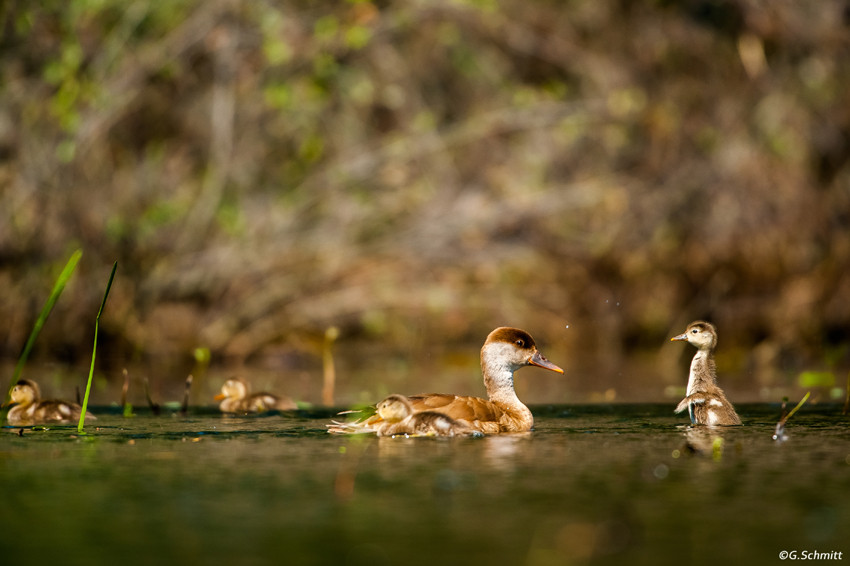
[671,321,741,426]
[329,327,564,434]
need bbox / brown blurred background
[1,0,848,406]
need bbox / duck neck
[481,352,529,415]
[687,348,717,395]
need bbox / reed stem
[77,261,117,433]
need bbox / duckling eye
[691,329,699,334]
[515,339,525,348]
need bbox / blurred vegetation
[1,0,849,397]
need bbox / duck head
[671,321,718,350]
[482,327,564,374]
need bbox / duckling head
[214,377,249,401]
[376,394,414,423]
[8,379,40,405]
[671,320,718,350]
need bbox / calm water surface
[2,404,848,566]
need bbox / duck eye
[515,339,525,347]
[691,329,698,334]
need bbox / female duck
[670,321,741,426]
[330,327,564,434]
[214,377,298,414]
[3,379,96,426]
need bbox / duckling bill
[670,321,741,426]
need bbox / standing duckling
[670,321,741,426]
[373,394,477,437]
[214,377,298,414]
[3,379,96,426]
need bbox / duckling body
[671,321,741,426]
[214,377,297,414]
[329,327,564,435]
[4,379,96,426]
[372,394,477,437]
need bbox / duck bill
[529,350,564,374]
[670,333,688,341]
[213,393,226,401]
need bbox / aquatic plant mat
[3,404,848,566]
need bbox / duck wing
[676,391,741,426]
[406,394,506,433]
[247,393,298,412]
[33,401,95,424]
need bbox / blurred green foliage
[0,0,848,391]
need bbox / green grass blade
[77,261,117,433]
[5,249,82,401]
[784,391,811,423]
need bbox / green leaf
[5,249,82,402]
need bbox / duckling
[3,379,96,426]
[214,377,298,414]
[670,321,741,426]
[329,327,564,434]
[373,394,478,437]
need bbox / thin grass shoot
[77,261,117,434]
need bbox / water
[2,404,848,566]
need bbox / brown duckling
[670,321,741,426]
[372,394,478,437]
[329,327,564,435]
[214,377,298,414]
[3,379,96,426]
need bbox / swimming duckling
[3,379,96,426]
[329,327,564,434]
[214,377,297,414]
[670,321,741,426]
[373,394,478,437]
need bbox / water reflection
[678,425,725,460]
[3,405,849,566]
[479,433,531,471]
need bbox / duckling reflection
[3,379,96,426]
[678,426,725,460]
[373,394,479,437]
[214,377,297,414]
